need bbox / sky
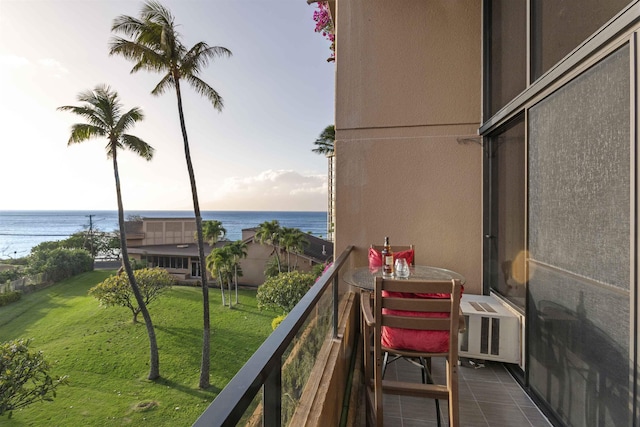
[0,0,335,211]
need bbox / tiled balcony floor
[356,358,552,427]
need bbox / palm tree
[206,246,233,308]
[58,85,159,380]
[201,220,226,246]
[227,240,248,304]
[255,220,282,273]
[280,228,309,272]
[312,124,335,155]
[110,1,232,389]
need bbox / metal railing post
[263,358,282,427]
[333,275,339,338]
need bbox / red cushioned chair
[361,277,462,427]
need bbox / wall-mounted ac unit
[459,294,521,365]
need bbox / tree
[55,230,120,260]
[89,268,175,322]
[255,220,283,273]
[280,227,309,272]
[227,240,247,304]
[25,247,93,283]
[256,271,315,314]
[58,85,160,380]
[201,220,226,246]
[0,339,68,418]
[311,124,335,155]
[205,246,233,308]
[110,1,232,389]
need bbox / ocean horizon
[0,210,328,259]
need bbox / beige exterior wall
[334,0,483,294]
[136,218,197,246]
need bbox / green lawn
[0,271,279,426]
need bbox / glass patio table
[343,265,466,291]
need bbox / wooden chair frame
[361,277,462,427]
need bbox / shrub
[26,248,93,282]
[89,268,175,323]
[0,339,68,418]
[271,314,286,330]
[0,268,21,284]
[257,271,315,314]
[0,291,21,307]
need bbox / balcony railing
[193,245,354,427]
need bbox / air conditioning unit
[459,294,521,365]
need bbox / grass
[0,270,280,426]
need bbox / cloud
[0,54,30,68]
[37,58,69,78]
[0,55,68,78]
[206,170,328,211]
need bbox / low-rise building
[125,217,333,286]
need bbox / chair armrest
[360,291,375,326]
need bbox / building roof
[127,241,225,257]
[242,228,333,264]
[126,225,334,264]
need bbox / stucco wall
[333,0,483,293]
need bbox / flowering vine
[313,2,335,60]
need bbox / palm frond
[312,125,335,154]
[151,73,175,96]
[185,74,223,111]
[67,123,105,145]
[111,14,145,37]
[141,0,175,28]
[109,38,168,74]
[182,43,232,74]
[116,107,145,134]
[121,134,154,161]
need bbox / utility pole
[87,214,95,258]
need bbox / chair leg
[382,352,389,378]
[419,357,442,427]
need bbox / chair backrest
[374,277,461,356]
[369,244,415,267]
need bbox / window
[527,46,630,426]
[485,116,526,310]
[530,0,630,80]
[486,0,527,117]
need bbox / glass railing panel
[281,282,334,426]
[239,389,263,426]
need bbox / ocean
[0,210,328,259]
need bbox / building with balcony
[195,1,640,426]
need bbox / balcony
[193,246,552,427]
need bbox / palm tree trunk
[234,264,238,304]
[174,80,211,389]
[274,244,282,272]
[112,150,159,380]
[218,273,226,305]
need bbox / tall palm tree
[312,124,335,155]
[227,240,248,304]
[110,1,231,389]
[255,220,282,273]
[58,85,159,380]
